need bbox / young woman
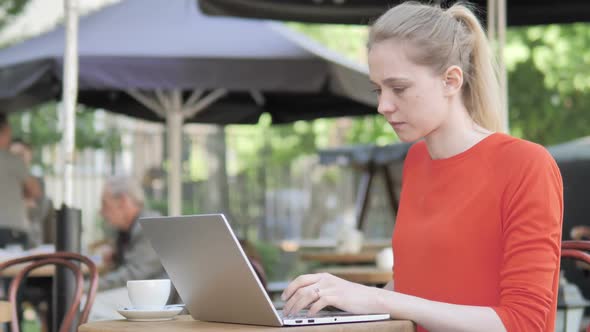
[281,2,563,331]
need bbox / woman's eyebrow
[370,77,411,86]
[382,77,411,85]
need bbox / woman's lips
[389,121,406,129]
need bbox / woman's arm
[376,288,506,332]
[282,274,506,332]
[383,280,393,291]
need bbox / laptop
[140,214,390,326]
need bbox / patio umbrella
[0,0,377,216]
[199,0,590,133]
[198,0,590,26]
[547,136,590,163]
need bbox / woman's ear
[442,65,463,96]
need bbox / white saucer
[117,306,183,322]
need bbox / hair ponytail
[368,2,503,132]
[447,5,503,132]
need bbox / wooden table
[0,264,55,277]
[283,239,391,251]
[0,261,97,277]
[0,301,11,323]
[79,315,415,332]
[315,267,392,285]
[300,251,378,264]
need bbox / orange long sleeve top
[392,133,563,332]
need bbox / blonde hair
[368,2,503,132]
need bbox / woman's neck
[424,105,492,160]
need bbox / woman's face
[368,41,450,142]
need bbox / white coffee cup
[336,227,364,254]
[127,279,171,310]
[376,248,394,271]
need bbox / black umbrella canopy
[0,0,377,124]
[319,143,412,168]
[547,136,590,163]
[198,0,590,26]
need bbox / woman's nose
[377,96,397,116]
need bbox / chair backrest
[562,240,590,264]
[0,252,98,332]
[561,241,590,332]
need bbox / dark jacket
[98,209,166,290]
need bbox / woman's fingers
[307,295,335,316]
[281,274,322,301]
[283,285,320,316]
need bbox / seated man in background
[89,175,166,320]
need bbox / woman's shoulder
[489,134,561,185]
[489,133,555,165]
[403,133,552,160]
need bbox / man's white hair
[104,175,145,206]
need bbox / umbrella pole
[54,2,82,332]
[166,100,184,216]
[126,88,228,217]
[62,0,78,206]
[498,0,508,132]
[487,0,509,133]
[166,88,227,216]
[487,0,496,41]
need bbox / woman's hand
[281,273,384,317]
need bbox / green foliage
[523,24,590,93]
[286,23,399,147]
[9,104,61,148]
[507,58,589,144]
[77,107,122,153]
[506,24,590,145]
[8,103,123,169]
[251,240,281,281]
[288,23,368,63]
[10,104,123,150]
[146,198,168,216]
[345,116,398,146]
[143,196,203,217]
[226,24,391,186]
[228,115,331,172]
[0,0,29,30]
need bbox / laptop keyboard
[279,310,355,319]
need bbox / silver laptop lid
[140,214,282,326]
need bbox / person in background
[238,238,268,290]
[570,225,590,241]
[10,139,56,246]
[0,113,41,248]
[9,138,33,166]
[89,175,165,320]
[281,2,563,332]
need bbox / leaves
[8,103,123,170]
[507,24,590,144]
[0,0,29,30]
[288,23,369,63]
